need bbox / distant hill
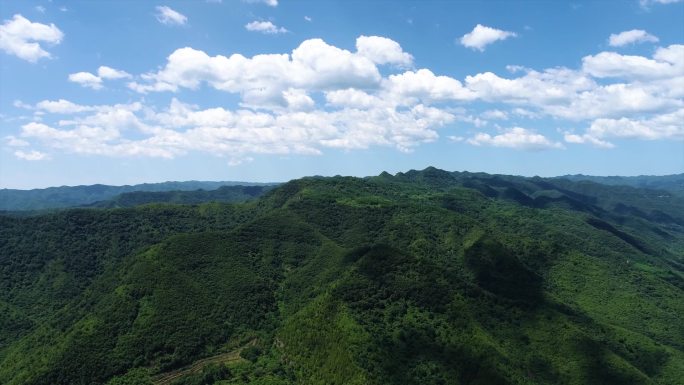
[85,185,276,208]
[0,181,278,211]
[558,174,684,195]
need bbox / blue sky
[0,0,683,188]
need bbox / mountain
[1,168,682,385]
[85,185,276,209]
[0,181,277,211]
[558,174,684,196]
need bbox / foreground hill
[0,181,276,211]
[1,168,682,385]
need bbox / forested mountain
[558,174,684,196]
[0,181,276,211]
[85,185,276,209]
[1,168,682,385]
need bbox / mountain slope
[0,181,276,211]
[1,169,682,385]
[558,174,684,196]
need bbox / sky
[0,0,683,189]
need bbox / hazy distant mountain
[85,185,276,208]
[0,181,277,211]
[558,174,684,195]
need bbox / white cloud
[97,66,131,79]
[17,97,453,157]
[467,127,563,150]
[5,135,29,147]
[460,24,516,51]
[355,35,413,67]
[465,67,595,105]
[640,0,682,8]
[244,0,278,6]
[13,35,684,160]
[128,38,382,108]
[68,72,103,89]
[586,108,684,140]
[582,44,684,79]
[35,6,46,14]
[14,149,49,160]
[463,56,683,122]
[481,109,509,120]
[68,66,131,89]
[245,21,288,34]
[13,100,33,110]
[608,29,659,47]
[325,88,383,109]
[155,6,187,26]
[563,133,615,148]
[386,69,476,102]
[304,16,312,22]
[36,99,95,114]
[0,14,63,62]
[541,82,682,120]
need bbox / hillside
[558,174,684,196]
[85,185,276,209]
[0,181,276,211]
[1,168,682,385]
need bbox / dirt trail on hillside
[152,339,257,385]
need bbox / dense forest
[1,168,682,385]
[0,181,276,211]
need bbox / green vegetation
[1,168,682,384]
[86,185,276,208]
[0,181,276,211]
[558,173,684,196]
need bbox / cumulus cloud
[563,133,615,148]
[14,149,49,160]
[68,66,130,89]
[68,72,103,89]
[356,35,413,67]
[17,97,453,158]
[5,135,29,147]
[608,29,659,47]
[460,24,516,51]
[98,66,131,79]
[155,6,187,26]
[640,0,682,8]
[0,14,63,62]
[12,35,684,160]
[128,38,383,107]
[481,110,509,120]
[465,67,595,105]
[244,0,278,6]
[36,99,95,114]
[467,127,563,150]
[245,21,288,34]
[386,69,476,102]
[586,108,684,140]
[582,44,684,79]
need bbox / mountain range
[1,168,682,385]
